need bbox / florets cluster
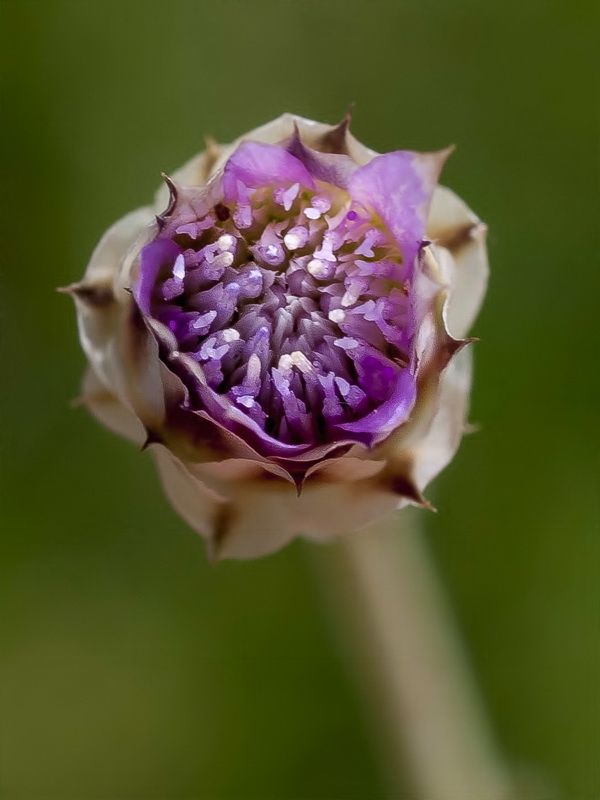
[138,142,417,453]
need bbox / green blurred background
[1,1,598,798]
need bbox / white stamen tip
[328,309,346,324]
[284,232,301,250]
[342,289,361,307]
[278,354,294,372]
[214,251,234,269]
[284,226,308,251]
[307,258,333,279]
[335,376,351,397]
[173,254,186,280]
[217,234,235,252]
[290,350,313,374]
[236,395,255,408]
[192,310,217,330]
[304,207,321,220]
[247,353,262,380]
[335,337,359,351]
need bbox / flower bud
[64,113,488,560]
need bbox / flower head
[65,113,488,559]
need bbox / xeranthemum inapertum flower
[64,113,488,560]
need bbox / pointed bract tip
[290,120,303,145]
[157,173,179,222]
[204,134,219,156]
[284,122,312,163]
[203,135,221,177]
[57,282,114,307]
[389,474,436,511]
[440,334,478,367]
[160,171,178,192]
[453,335,479,353]
[318,105,355,154]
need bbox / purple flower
[64,114,488,559]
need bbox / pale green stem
[314,510,515,800]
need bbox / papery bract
[65,113,488,559]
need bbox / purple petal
[336,368,417,444]
[348,150,448,276]
[134,238,181,314]
[223,142,315,202]
[285,130,359,189]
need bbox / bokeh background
[1,1,598,798]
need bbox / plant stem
[316,511,515,800]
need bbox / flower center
[138,177,414,446]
